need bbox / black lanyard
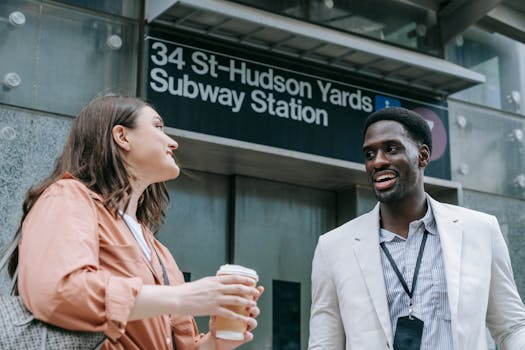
[153,246,171,286]
[380,230,429,318]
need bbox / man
[308,107,525,350]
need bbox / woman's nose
[169,138,178,150]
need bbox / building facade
[1,1,525,349]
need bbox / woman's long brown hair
[8,95,170,277]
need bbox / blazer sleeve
[485,215,525,349]
[308,236,345,350]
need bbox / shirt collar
[379,195,437,243]
[379,228,401,243]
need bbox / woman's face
[124,106,180,185]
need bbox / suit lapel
[429,197,462,347]
[352,204,393,344]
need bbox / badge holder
[393,299,424,350]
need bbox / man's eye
[156,125,164,130]
[386,146,398,153]
[364,151,375,160]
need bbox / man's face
[362,120,428,203]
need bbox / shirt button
[166,337,171,345]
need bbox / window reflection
[47,0,142,19]
[447,27,525,116]
[0,0,139,116]
[229,0,440,56]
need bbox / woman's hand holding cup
[213,265,260,341]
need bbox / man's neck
[379,193,427,239]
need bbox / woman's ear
[112,125,131,152]
[418,144,430,168]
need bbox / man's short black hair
[363,107,432,155]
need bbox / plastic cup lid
[217,264,258,281]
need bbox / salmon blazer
[308,196,525,350]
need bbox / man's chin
[374,188,401,203]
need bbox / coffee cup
[215,264,259,340]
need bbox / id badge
[393,316,424,350]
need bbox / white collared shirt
[121,213,152,261]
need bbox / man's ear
[112,125,131,152]
[418,144,430,168]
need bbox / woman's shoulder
[42,175,98,201]
[25,176,101,224]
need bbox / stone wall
[0,105,72,292]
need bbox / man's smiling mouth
[373,171,398,190]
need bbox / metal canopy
[147,0,485,96]
[438,0,503,44]
[479,3,525,44]
[409,0,525,45]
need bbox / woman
[11,95,262,349]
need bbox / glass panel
[157,169,230,331]
[229,0,441,55]
[462,190,525,299]
[47,0,142,19]
[233,176,336,350]
[36,3,138,115]
[447,26,525,116]
[448,101,525,200]
[0,0,139,116]
[0,0,40,108]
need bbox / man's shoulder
[431,198,495,222]
[319,207,377,244]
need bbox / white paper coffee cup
[215,264,258,340]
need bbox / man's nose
[372,150,389,168]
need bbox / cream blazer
[308,196,525,350]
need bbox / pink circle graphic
[413,107,447,161]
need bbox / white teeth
[376,174,395,182]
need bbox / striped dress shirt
[379,201,454,350]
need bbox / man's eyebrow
[362,139,401,149]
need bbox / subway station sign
[145,35,451,180]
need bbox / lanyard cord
[152,246,171,286]
[380,231,429,317]
[120,213,176,350]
